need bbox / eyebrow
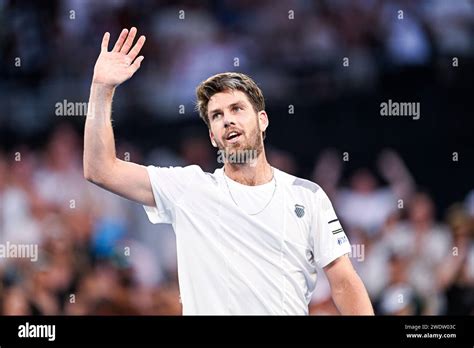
[209,101,246,116]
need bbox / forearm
[331,273,374,315]
[83,82,117,182]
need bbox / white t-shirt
[143,165,351,315]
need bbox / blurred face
[3,287,31,315]
[207,90,268,164]
[409,194,434,223]
[351,168,377,193]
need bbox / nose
[223,111,236,128]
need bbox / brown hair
[195,72,265,128]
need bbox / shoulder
[147,164,214,183]
[147,164,199,173]
[275,168,321,194]
[275,168,337,214]
[275,168,330,206]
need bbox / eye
[232,106,243,112]
[211,113,221,120]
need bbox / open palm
[93,27,146,87]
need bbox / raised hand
[92,27,146,87]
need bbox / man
[84,27,374,315]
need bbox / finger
[101,32,110,52]
[112,28,128,52]
[127,35,146,61]
[129,55,144,74]
[120,27,137,54]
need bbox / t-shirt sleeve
[312,188,352,268]
[143,164,203,224]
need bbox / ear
[258,110,269,133]
[209,129,217,147]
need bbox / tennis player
[84,28,374,315]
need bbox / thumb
[129,55,144,73]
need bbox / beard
[217,125,263,165]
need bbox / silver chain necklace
[223,167,277,216]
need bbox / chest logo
[294,204,305,218]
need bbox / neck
[224,149,272,186]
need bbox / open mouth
[225,131,242,143]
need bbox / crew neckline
[221,166,277,188]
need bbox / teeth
[228,132,238,139]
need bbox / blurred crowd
[1,0,472,133]
[0,124,473,315]
[0,124,183,315]
[310,148,474,315]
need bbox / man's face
[207,90,268,164]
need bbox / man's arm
[84,27,155,207]
[324,255,374,315]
